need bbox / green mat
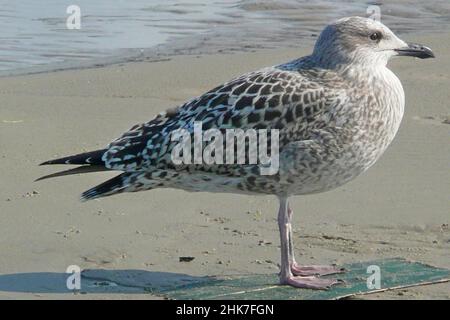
[81,258,449,299]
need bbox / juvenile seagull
[40,17,434,289]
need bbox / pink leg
[278,197,343,290]
[287,204,345,277]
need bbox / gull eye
[369,31,382,41]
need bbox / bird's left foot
[291,263,346,276]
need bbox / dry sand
[0,33,449,299]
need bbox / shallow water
[0,0,449,75]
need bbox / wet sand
[0,33,448,299]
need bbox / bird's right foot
[280,275,344,290]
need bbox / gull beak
[395,43,435,59]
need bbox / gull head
[313,16,434,69]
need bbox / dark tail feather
[81,173,130,202]
[35,165,110,182]
[40,149,107,165]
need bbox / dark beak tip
[396,43,435,59]
[417,52,435,60]
[419,46,435,59]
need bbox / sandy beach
[0,32,449,299]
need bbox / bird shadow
[0,269,209,295]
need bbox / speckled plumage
[80,19,405,200]
[41,17,434,289]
